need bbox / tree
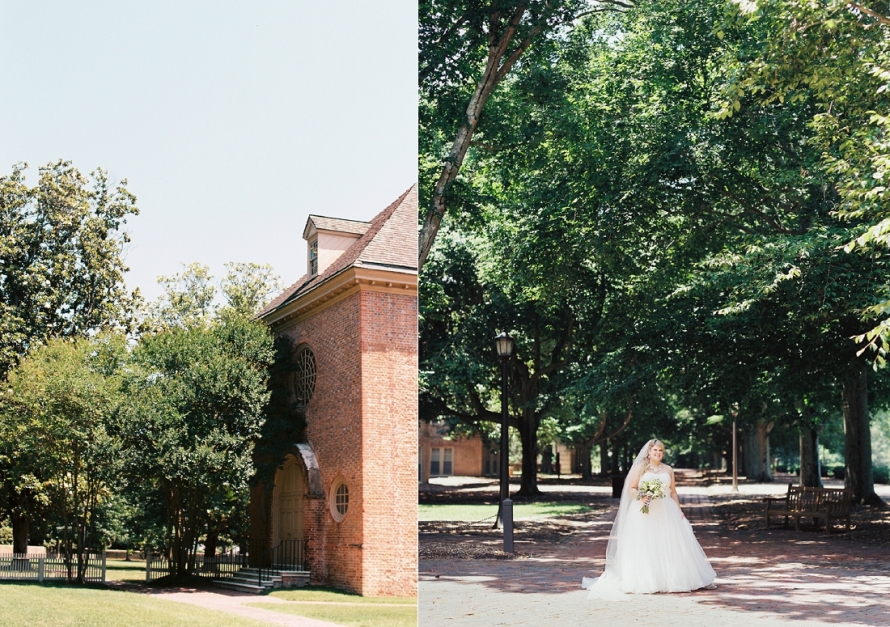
[126,311,275,575]
[0,161,138,381]
[720,1,890,357]
[662,223,890,502]
[555,346,673,478]
[419,0,632,267]
[148,262,281,329]
[421,0,709,494]
[221,262,282,318]
[0,335,128,580]
[421,206,615,496]
[149,263,216,329]
[124,261,281,573]
[533,0,888,498]
[421,0,768,492]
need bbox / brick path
[420,481,890,626]
[146,588,344,627]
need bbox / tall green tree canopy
[0,334,129,568]
[148,262,281,330]
[419,0,633,267]
[719,0,890,355]
[126,310,275,573]
[421,0,890,504]
[130,261,279,569]
[0,161,139,381]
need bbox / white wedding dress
[583,470,716,599]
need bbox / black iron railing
[201,546,248,579]
[143,540,308,586]
[256,539,308,587]
[145,546,248,582]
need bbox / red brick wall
[257,284,417,597]
[360,289,418,597]
[279,292,365,594]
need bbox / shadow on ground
[421,472,890,625]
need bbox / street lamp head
[494,332,514,359]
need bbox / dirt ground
[419,502,611,559]
[419,472,890,627]
[419,471,890,558]
[708,486,890,544]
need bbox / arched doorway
[271,455,305,547]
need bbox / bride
[582,439,716,599]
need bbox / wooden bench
[763,483,852,534]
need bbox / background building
[418,421,491,483]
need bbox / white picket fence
[0,550,106,583]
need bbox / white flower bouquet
[636,479,666,514]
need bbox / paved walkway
[420,481,890,626]
[146,588,344,627]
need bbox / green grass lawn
[269,587,416,604]
[418,501,593,522]
[249,603,416,627]
[104,558,147,582]
[253,587,417,627]
[0,583,269,627]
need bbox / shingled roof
[303,216,370,238]
[258,184,417,319]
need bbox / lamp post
[731,414,739,493]
[494,332,514,553]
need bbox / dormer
[303,215,371,276]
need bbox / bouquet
[636,479,666,514]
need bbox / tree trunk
[799,427,822,488]
[205,529,219,560]
[578,444,592,480]
[746,419,773,482]
[610,440,620,474]
[171,484,186,577]
[540,446,553,474]
[795,398,822,488]
[419,5,536,269]
[842,368,882,505]
[516,408,541,496]
[77,521,86,584]
[600,443,610,476]
[11,511,29,555]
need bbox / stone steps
[212,567,310,594]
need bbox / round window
[331,481,349,522]
[290,345,316,410]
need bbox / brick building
[249,186,418,597]
[418,422,494,483]
[418,423,580,482]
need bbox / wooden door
[273,456,304,546]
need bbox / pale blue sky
[0,1,417,302]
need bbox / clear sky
[0,1,417,303]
